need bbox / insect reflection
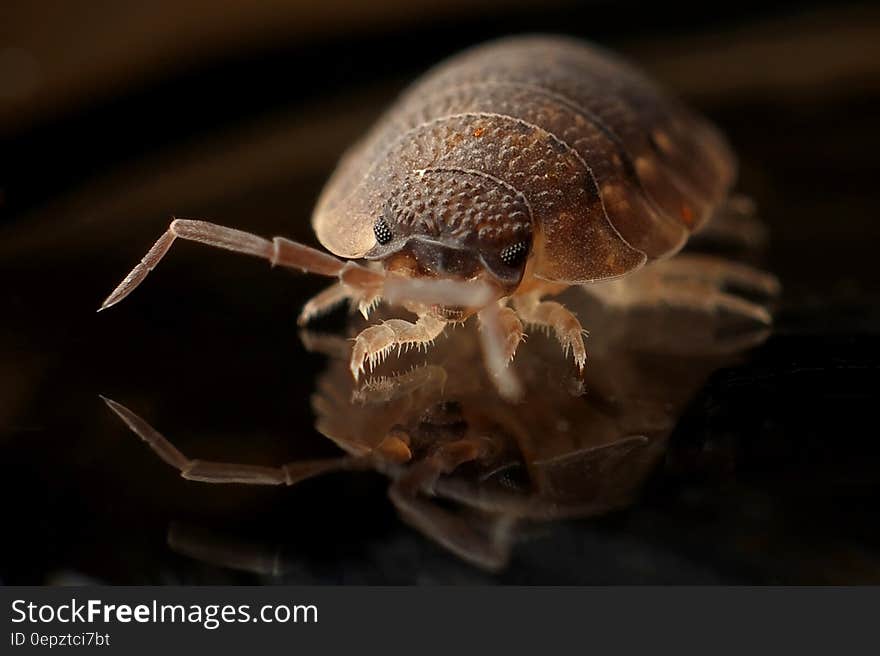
[105,252,777,571]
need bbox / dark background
[1,0,878,583]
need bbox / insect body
[100,36,736,398]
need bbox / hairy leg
[297,281,382,326]
[350,314,447,380]
[297,282,350,325]
[514,293,588,371]
[352,365,448,405]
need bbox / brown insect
[100,35,738,398]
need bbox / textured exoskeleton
[101,36,742,398]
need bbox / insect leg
[297,280,383,326]
[349,314,446,380]
[351,365,448,405]
[102,396,371,485]
[388,438,514,570]
[99,219,383,311]
[513,294,588,372]
[585,254,777,326]
[298,329,352,359]
[495,305,525,362]
[477,304,524,402]
[297,282,351,325]
[166,522,289,577]
[689,195,769,254]
[651,254,781,300]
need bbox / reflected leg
[102,396,373,485]
[168,523,289,577]
[298,329,352,359]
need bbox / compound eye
[499,241,529,267]
[373,216,393,245]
